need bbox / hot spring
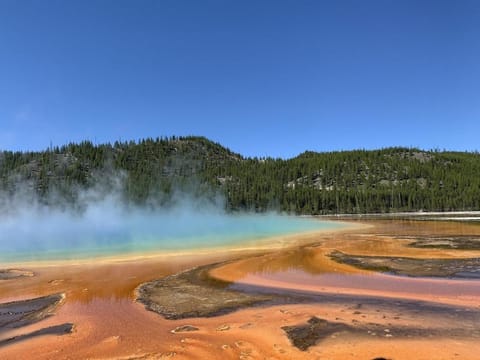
[0,201,343,263]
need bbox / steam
[0,177,332,263]
[0,185,228,261]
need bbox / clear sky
[0,0,479,158]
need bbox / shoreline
[320,210,480,221]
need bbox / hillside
[1,137,479,214]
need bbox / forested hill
[1,136,479,214]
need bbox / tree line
[1,136,479,214]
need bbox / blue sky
[0,0,479,158]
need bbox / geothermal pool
[0,209,342,262]
[2,218,480,360]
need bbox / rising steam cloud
[0,176,332,263]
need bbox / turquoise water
[0,211,342,263]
